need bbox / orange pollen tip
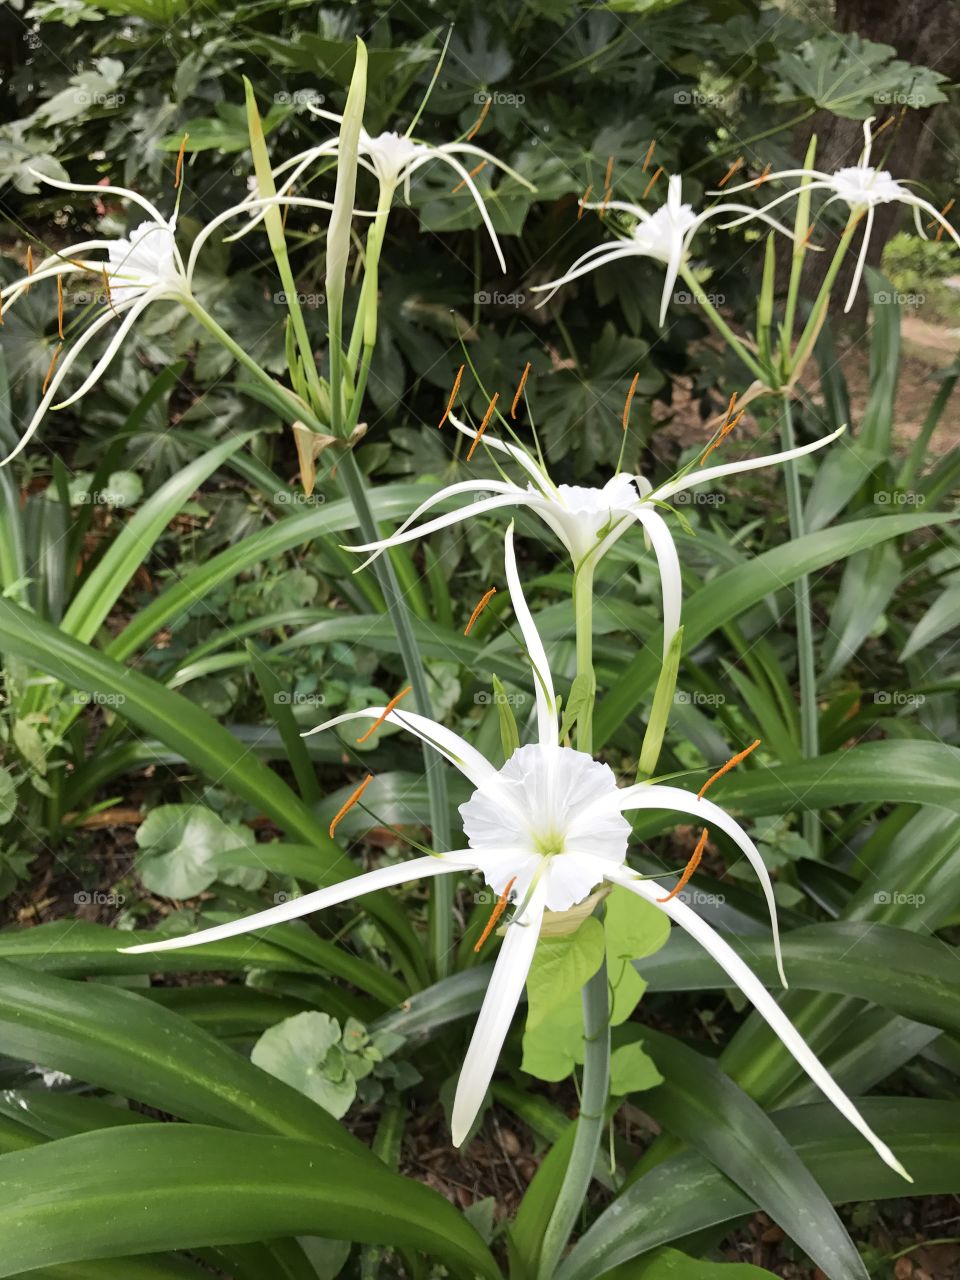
[753,163,772,187]
[355,686,413,744]
[642,166,664,200]
[622,371,640,432]
[874,115,895,137]
[466,96,492,141]
[717,157,744,189]
[0,291,4,326]
[699,407,745,465]
[439,364,464,429]
[451,160,487,194]
[464,586,497,636]
[658,828,709,903]
[642,139,656,173]
[698,738,761,800]
[474,876,517,951]
[578,184,592,220]
[26,246,34,275]
[57,276,64,340]
[604,154,614,187]
[174,134,189,189]
[329,773,374,838]
[511,362,531,419]
[42,343,64,395]
[598,186,613,218]
[466,391,499,462]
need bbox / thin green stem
[688,109,816,174]
[787,213,860,381]
[537,565,609,1278]
[678,263,767,386]
[780,393,820,855]
[336,451,453,977]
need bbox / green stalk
[537,564,610,1278]
[787,213,860,381]
[337,451,453,977]
[678,262,767,386]
[779,393,820,855]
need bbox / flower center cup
[831,166,904,208]
[459,744,632,913]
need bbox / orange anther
[41,343,63,395]
[25,246,34,291]
[474,876,517,951]
[466,96,492,141]
[598,186,613,218]
[642,166,663,200]
[753,163,772,187]
[604,154,614,188]
[451,160,487,194]
[622,371,640,433]
[698,738,761,800]
[174,133,189,189]
[717,157,744,189]
[699,407,745,465]
[329,773,374,838]
[642,140,656,174]
[464,586,497,636]
[57,275,64,340]
[466,391,499,462]
[439,364,464,428]
[658,828,709,903]
[578,184,592,220]
[356,686,413,744]
[510,361,530,419]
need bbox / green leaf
[774,34,947,118]
[639,1029,868,1280]
[609,1034,662,1097]
[604,1248,777,1279]
[521,918,604,1082]
[556,1100,960,1280]
[559,670,596,742]
[0,1124,499,1280]
[492,674,521,760]
[136,805,264,898]
[0,767,17,825]
[251,1012,356,1119]
[605,885,669,1026]
[596,511,959,744]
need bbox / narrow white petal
[29,169,170,230]
[302,706,504,792]
[452,880,547,1145]
[844,204,874,313]
[423,150,507,273]
[714,185,829,229]
[349,493,530,572]
[447,412,553,492]
[708,202,806,242]
[606,868,911,1181]
[437,142,536,191]
[711,169,828,198]
[343,478,523,553]
[659,238,685,326]
[634,506,683,657]
[614,782,786,987]
[119,855,467,954]
[53,289,159,410]
[648,425,845,503]
[895,193,960,253]
[1,304,132,466]
[532,246,638,308]
[505,523,557,745]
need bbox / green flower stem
[678,263,767,386]
[787,213,860,381]
[537,563,610,1278]
[780,393,820,855]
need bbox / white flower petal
[451,879,547,1145]
[648,425,845,503]
[343,478,523,559]
[844,203,874,313]
[532,245,638,308]
[505,523,557,745]
[302,706,505,793]
[53,289,160,410]
[29,170,171,238]
[348,492,532,572]
[447,412,554,492]
[633,506,683,657]
[119,854,468,954]
[406,149,507,273]
[437,142,536,192]
[606,867,911,1181]
[614,782,786,987]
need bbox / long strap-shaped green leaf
[0,1123,499,1280]
[596,510,959,744]
[639,1029,868,1280]
[555,1099,960,1280]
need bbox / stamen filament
[356,686,413,743]
[658,827,709,903]
[174,133,189,189]
[329,773,374,838]
[466,391,500,461]
[439,364,464,428]
[698,738,761,799]
[510,361,531,418]
[474,876,517,951]
[102,266,118,317]
[57,275,64,340]
[464,586,497,636]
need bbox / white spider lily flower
[343,410,844,657]
[119,530,905,1180]
[231,109,535,273]
[0,171,341,466]
[717,117,960,312]
[531,173,798,324]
